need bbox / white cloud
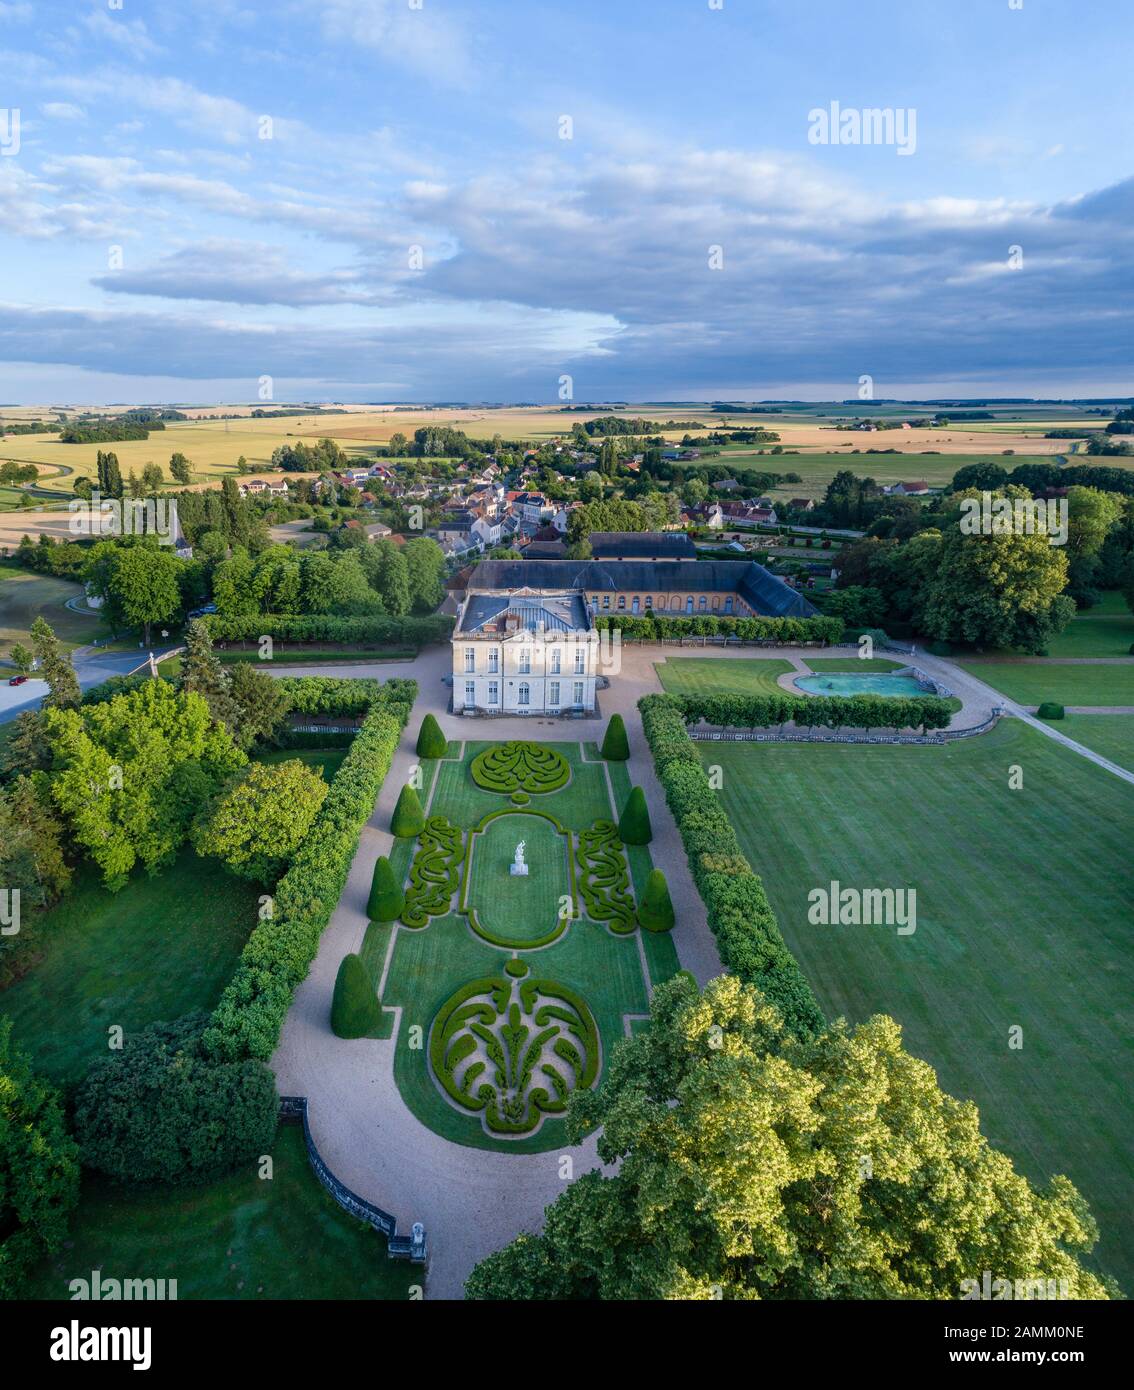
[40,101,86,121]
[317,0,473,87]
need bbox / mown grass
[1059,714,1134,771]
[962,661,1134,707]
[655,656,795,699]
[708,720,1134,1291]
[1044,614,1134,659]
[22,1124,417,1300]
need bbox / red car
[8,674,28,686]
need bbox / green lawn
[0,567,98,656]
[804,657,903,673]
[256,745,349,781]
[22,1125,417,1300]
[708,721,1134,1290]
[1060,714,1134,772]
[1045,614,1134,659]
[0,850,259,1083]
[961,661,1134,707]
[368,740,676,1151]
[655,657,795,698]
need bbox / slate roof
[588,531,696,560]
[458,593,590,635]
[466,559,817,618]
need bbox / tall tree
[169,452,192,485]
[180,619,239,731]
[0,1019,80,1297]
[192,759,327,884]
[467,975,1113,1301]
[228,661,292,750]
[142,462,164,495]
[105,545,182,644]
[29,617,80,710]
[221,475,250,545]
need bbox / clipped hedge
[668,690,953,735]
[391,783,426,838]
[204,614,453,646]
[618,786,653,845]
[639,694,825,1038]
[594,613,842,644]
[638,867,675,932]
[276,676,399,716]
[402,816,465,928]
[416,712,448,759]
[331,954,382,1038]
[575,820,636,933]
[600,713,630,761]
[203,682,414,1062]
[470,740,570,794]
[368,855,404,922]
[1037,702,1066,720]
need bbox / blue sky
[1,0,1132,403]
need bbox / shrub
[391,783,426,838]
[618,786,652,845]
[416,713,448,759]
[331,954,381,1038]
[600,713,630,761]
[638,868,675,932]
[368,855,404,921]
[470,741,570,794]
[75,1012,278,1187]
[203,682,413,1063]
[1037,702,1065,720]
[191,758,328,884]
[638,694,824,1038]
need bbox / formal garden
[345,722,681,1153]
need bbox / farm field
[22,1124,416,1301]
[0,567,96,656]
[960,661,1134,708]
[655,656,794,698]
[1059,715,1134,771]
[708,720,1134,1290]
[0,850,259,1083]
[365,739,680,1153]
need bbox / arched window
[698,595,708,610]
[518,682,530,706]
[686,596,693,614]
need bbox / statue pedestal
[509,864,529,876]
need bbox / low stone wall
[279,1096,427,1263]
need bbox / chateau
[450,543,817,715]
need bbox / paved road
[0,644,178,722]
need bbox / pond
[794,672,932,698]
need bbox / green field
[709,721,1134,1289]
[655,656,795,698]
[22,1124,416,1301]
[1045,613,1134,659]
[0,850,259,1083]
[1060,714,1134,772]
[0,567,98,656]
[367,741,680,1152]
[961,661,1134,707]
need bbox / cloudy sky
[1,0,1132,404]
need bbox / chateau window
[518,646,531,674]
[686,597,693,614]
[573,681,584,706]
[574,647,585,674]
[518,682,530,707]
[617,595,626,609]
[631,596,640,614]
[724,596,733,614]
[550,647,561,674]
[549,681,560,706]
[699,595,708,610]
[487,649,499,672]
[645,595,653,609]
[602,595,611,610]
[488,681,499,704]
[464,647,475,673]
[464,680,475,704]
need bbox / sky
[1,0,1132,405]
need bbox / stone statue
[510,839,529,876]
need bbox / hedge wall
[638,694,825,1038]
[203,680,415,1062]
[276,676,399,716]
[594,613,843,643]
[203,614,453,646]
[667,690,954,735]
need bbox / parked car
[8,674,28,686]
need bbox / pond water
[794,673,931,698]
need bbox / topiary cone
[618,785,652,845]
[638,867,675,932]
[416,713,448,759]
[368,855,404,921]
[331,954,382,1039]
[391,783,425,838]
[601,712,630,761]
